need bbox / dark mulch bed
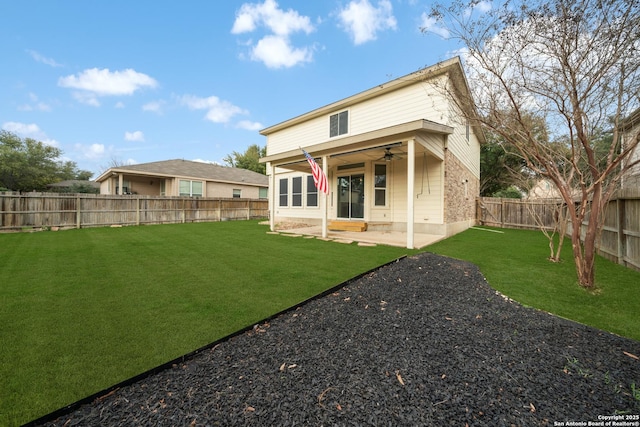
[37,253,640,426]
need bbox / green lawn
[0,221,417,426]
[426,226,640,343]
[2,222,638,426]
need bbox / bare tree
[426,0,640,288]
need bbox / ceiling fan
[378,147,403,161]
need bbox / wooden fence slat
[477,195,640,273]
[0,192,268,231]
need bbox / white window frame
[373,163,388,207]
[292,176,303,207]
[179,180,203,197]
[306,175,318,207]
[279,178,288,207]
[329,110,349,138]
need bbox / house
[259,57,483,249]
[620,108,640,189]
[95,159,269,199]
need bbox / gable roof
[260,56,481,140]
[95,159,268,186]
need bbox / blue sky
[1,0,461,177]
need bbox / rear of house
[260,57,483,248]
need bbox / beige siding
[206,182,266,199]
[444,101,481,179]
[272,171,325,221]
[387,155,443,224]
[266,80,452,156]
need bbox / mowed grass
[426,226,640,343]
[0,221,417,426]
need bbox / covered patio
[267,223,445,249]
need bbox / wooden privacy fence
[0,192,269,231]
[477,188,640,272]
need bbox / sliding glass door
[337,174,364,219]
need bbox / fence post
[76,195,81,229]
[617,198,626,266]
[136,196,141,226]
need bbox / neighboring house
[525,178,564,200]
[46,180,100,193]
[95,159,269,199]
[620,108,640,189]
[259,57,484,249]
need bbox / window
[179,180,203,197]
[160,180,166,196]
[292,177,302,207]
[116,179,131,195]
[259,187,268,199]
[374,164,387,206]
[306,175,318,207]
[233,189,241,198]
[330,110,348,137]
[279,178,288,207]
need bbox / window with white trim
[179,180,203,196]
[259,187,268,199]
[292,176,302,207]
[279,178,288,207]
[374,164,387,206]
[233,189,241,198]
[330,110,348,137]
[306,175,318,207]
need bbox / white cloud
[115,101,125,109]
[74,143,106,160]
[1,121,59,147]
[251,35,313,69]
[179,94,247,123]
[463,0,492,18]
[232,0,314,36]
[419,13,450,38]
[18,93,52,112]
[142,100,165,114]
[27,50,63,67]
[124,131,145,142]
[192,158,222,165]
[236,120,264,131]
[58,68,158,97]
[72,91,101,107]
[232,0,315,68]
[338,0,397,45]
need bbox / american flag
[301,148,329,194]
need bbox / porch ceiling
[261,119,452,172]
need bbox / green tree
[223,144,266,174]
[427,0,640,288]
[0,130,93,192]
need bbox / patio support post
[322,155,328,239]
[118,173,123,195]
[407,139,415,249]
[269,162,276,232]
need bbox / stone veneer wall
[444,150,479,224]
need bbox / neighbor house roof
[95,159,268,186]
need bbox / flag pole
[322,154,328,239]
